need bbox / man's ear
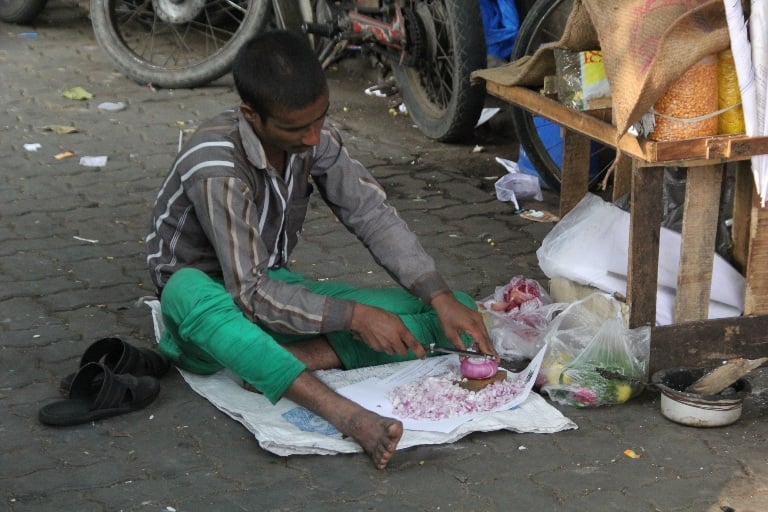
[240,103,256,121]
[241,104,266,131]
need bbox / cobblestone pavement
[2,3,768,512]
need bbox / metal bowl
[650,367,751,427]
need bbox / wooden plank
[485,83,627,150]
[611,153,632,202]
[559,130,590,216]
[674,165,723,323]
[583,97,613,111]
[639,136,712,162]
[627,163,664,328]
[731,160,753,272]
[707,136,768,159]
[650,315,768,374]
[744,187,768,315]
[484,83,768,165]
[642,135,768,162]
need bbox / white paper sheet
[750,0,768,204]
[338,348,545,433]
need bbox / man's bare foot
[342,409,403,469]
[283,371,403,469]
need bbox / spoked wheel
[510,0,614,191]
[390,0,487,142]
[90,0,272,88]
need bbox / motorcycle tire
[90,0,272,89]
[0,0,48,24]
[510,0,613,192]
[391,0,487,143]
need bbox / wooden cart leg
[627,162,664,328]
[674,164,723,323]
[611,153,632,202]
[745,182,768,315]
[731,160,753,272]
[559,129,591,216]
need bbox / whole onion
[459,355,499,380]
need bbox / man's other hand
[349,303,427,359]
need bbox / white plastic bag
[536,193,745,325]
[494,157,543,209]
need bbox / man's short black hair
[233,30,328,120]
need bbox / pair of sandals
[39,337,171,426]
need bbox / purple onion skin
[460,356,499,379]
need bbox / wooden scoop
[684,357,768,395]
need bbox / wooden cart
[484,82,768,372]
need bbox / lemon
[613,382,633,403]
[544,363,573,386]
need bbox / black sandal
[40,362,161,426]
[59,337,171,393]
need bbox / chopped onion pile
[388,370,526,421]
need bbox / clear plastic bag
[538,293,651,407]
[554,49,611,110]
[478,276,561,360]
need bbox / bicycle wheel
[510,0,613,191]
[391,0,487,142]
[90,0,271,89]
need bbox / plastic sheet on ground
[145,299,577,456]
[536,193,745,326]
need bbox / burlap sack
[473,0,731,139]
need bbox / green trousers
[158,267,476,404]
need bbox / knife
[425,344,531,372]
[424,344,495,359]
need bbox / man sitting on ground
[145,30,494,469]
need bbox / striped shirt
[146,108,449,335]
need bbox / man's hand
[430,292,495,356]
[349,303,428,359]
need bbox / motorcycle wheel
[0,0,48,23]
[90,0,271,88]
[510,0,613,191]
[391,0,487,142]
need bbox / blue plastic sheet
[479,0,520,60]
